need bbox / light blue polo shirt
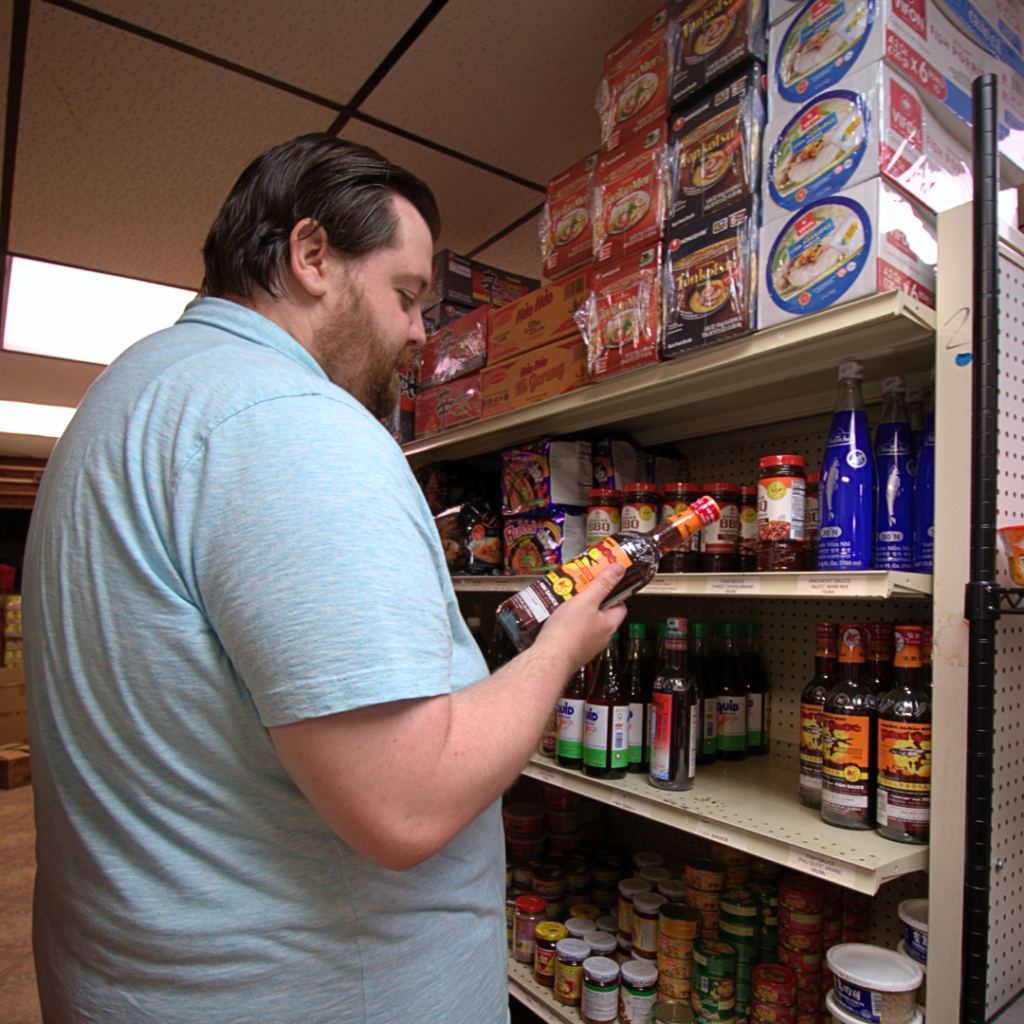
[23,297,506,1024]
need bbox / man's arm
[269,563,627,871]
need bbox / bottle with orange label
[799,623,838,808]
[876,625,931,845]
[921,624,933,695]
[863,622,894,696]
[821,624,878,830]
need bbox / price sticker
[706,576,762,595]
[694,818,750,851]
[529,763,561,787]
[605,791,652,817]
[796,574,870,598]
[787,848,857,887]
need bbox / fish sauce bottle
[649,617,698,791]
[876,625,931,845]
[921,625,933,696]
[863,622,893,696]
[742,622,771,756]
[624,623,653,774]
[906,387,926,460]
[558,661,592,770]
[584,633,629,779]
[691,622,718,765]
[874,376,914,570]
[716,623,749,761]
[913,384,935,573]
[818,361,875,570]
[821,625,877,830]
[799,623,838,808]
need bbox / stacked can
[657,902,702,1003]
[619,878,654,944]
[692,938,738,1023]
[503,801,545,860]
[565,856,594,913]
[719,889,762,1019]
[532,863,567,920]
[745,881,780,964]
[751,964,799,1024]
[777,877,825,1024]
[685,859,727,938]
[750,858,784,881]
[541,784,585,854]
[711,844,752,887]
[592,851,624,912]
[841,891,870,942]
[820,884,844,1010]
[581,798,607,845]
[635,850,667,873]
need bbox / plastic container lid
[839,361,864,381]
[622,958,660,986]
[589,488,622,500]
[739,485,758,497]
[515,895,546,914]
[663,481,700,494]
[624,482,660,495]
[634,851,665,869]
[897,899,928,934]
[633,892,669,915]
[587,930,618,955]
[759,454,806,468]
[807,472,820,484]
[597,915,618,933]
[658,879,689,901]
[619,878,654,898]
[897,940,927,973]
[639,866,672,884]
[566,917,599,937]
[826,989,923,1024]
[826,943,924,992]
[703,482,739,492]
[584,955,621,983]
[883,375,908,395]
[536,922,569,943]
[556,937,593,959]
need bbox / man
[23,134,626,1023]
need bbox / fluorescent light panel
[0,400,75,438]
[3,257,195,365]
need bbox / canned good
[752,1001,797,1024]
[592,886,619,910]
[660,934,696,960]
[659,974,693,1002]
[719,918,759,944]
[752,965,798,1007]
[779,877,823,914]
[653,999,696,1021]
[686,887,722,912]
[658,953,695,981]
[777,943,822,973]
[708,844,750,867]
[779,928,822,953]
[659,879,689,902]
[691,990,737,1022]
[593,862,623,888]
[547,828,582,855]
[571,903,602,921]
[503,802,544,835]
[795,970,822,994]
[694,939,737,976]
[545,807,582,832]
[725,866,751,886]
[566,891,595,911]
[506,834,545,859]
[698,910,720,937]
[685,860,727,892]
[797,990,819,1012]
[751,858,783,880]
[661,902,702,940]
[533,865,566,901]
[543,784,583,808]
[721,890,761,921]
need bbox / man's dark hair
[201,133,441,300]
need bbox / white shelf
[452,570,932,600]
[403,291,935,467]
[508,957,579,1024]
[521,755,927,896]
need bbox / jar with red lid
[513,894,548,964]
[738,485,758,571]
[622,483,660,535]
[659,482,702,573]
[700,484,740,572]
[587,489,622,546]
[756,456,806,572]
[804,472,819,570]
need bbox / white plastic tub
[826,943,924,1024]
[897,899,928,964]
[827,989,923,1024]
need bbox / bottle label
[747,693,766,747]
[582,978,620,1020]
[628,702,646,764]
[818,409,874,570]
[717,695,746,752]
[799,701,824,794]
[650,691,674,781]
[584,703,628,768]
[689,704,698,778]
[893,626,923,667]
[702,698,718,755]
[620,984,656,1024]
[622,500,658,534]
[757,475,806,543]
[587,506,621,546]
[661,499,702,552]
[805,492,819,548]
[838,626,866,663]
[821,711,872,822]
[874,420,913,570]
[535,944,557,977]
[557,698,585,759]
[634,913,660,953]
[555,961,583,1004]
[912,410,935,572]
[703,502,740,553]
[877,718,931,836]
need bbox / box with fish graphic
[600,7,676,152]
[414,373,482,438]
[503,508,588,575]
[668,61,766,227]
[758,175,936,330]
[578,246,664,382]
[765,61,972,221]
[594,126,669,268]
[419,305,490,389]
[669,0,768,107]
[501,439,594,516]
[541,152,599,280]
[663,196,759,357]
[481,335,589,420]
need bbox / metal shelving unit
[507,958,576,1024]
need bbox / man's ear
[288,219,332,298]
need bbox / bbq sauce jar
[756,456,806,572]
[738,486,759,572]
[588,489,623,546]
[622,483,661,535]
[804,472,820,570]
[700,484,740,572]
[660,482,703,573]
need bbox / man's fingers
[593,561,626,594]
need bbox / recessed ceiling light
[0,400,76,438]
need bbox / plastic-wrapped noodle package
[503,509,588,575]
[540,152,598,281]
[501,439,594,516]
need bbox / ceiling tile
[12,3,335,288]
[79,0,429,104]
[340,119,543,261]
[0,2,13,181]
[471,211,544,281]
[359,0,659,186]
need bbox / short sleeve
[178,394,453,727]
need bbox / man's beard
[316,282,403,421]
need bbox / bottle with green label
[742,622,770,756]
[716,623,748,761]
[557,661,591,770]
[623,623,652,774]
[584,631,628,779]
[690,622,718,765]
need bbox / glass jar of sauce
[513,894,548,964]
[804,472,819,570]
[582,956,621,1024]
[555,938,593,1006]
[621,483,661,535]
[700,484,739,572]
[737,486,758,572]
[587,488,622,546]
[756,456,806,572]
[659,483,702,573]
[534,922,569,986]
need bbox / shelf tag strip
[786,848,857,887]
[694,817,750,851]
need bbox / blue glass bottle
[906,387,925,463]
[913,388,935,573]
[874,376,914,570]
[818,361,875,571]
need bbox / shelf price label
[795,575,870,598]
[694,818,750,851]
[706,576,762,595]
[604,791,652,818]
[529,763,562,787]
[787,848,858,887]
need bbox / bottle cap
[759,454,806,468]
[702,482,739,492]
[742,622,758,635]
[662,481,700,494]
[721,622,738,637]
[516,894,547,914]
[589,488,622,500]
[691,621,708,637]
[882,375,907,395]
[838,360,863,381]
[808,472,820,483]
[629,622,647,639]
[659,622,668,637]
[907,387,924,403]
[739,485,758,498]
[624,483,659,496]
[667,616,688,638]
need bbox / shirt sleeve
[178,393,454,727]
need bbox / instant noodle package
[593,436,646,491]
[382,343,419,445]
[414,372,482,438]
[480,335,588,420]
[418,305,490,390]
[663,196,759,357]
[540,152,598,280]
[423,301,476,335]
[765,62,972,221]
[425,249,538,310]
[500,439,594,516]
[758,176,937,330]
[502,509,589,575]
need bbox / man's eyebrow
[397,272,431,296]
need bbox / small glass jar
[633,850,666,872]
[622,483,661,535]
[586,930,619,958]
[587,488,623,545]
[582,956,621,1024]
[659,483,702,573]
[618,877,653,938]
[804,472,819,570]
[700,483,740,572]
[632,892,668,959]
[534,921,569,986]
[513,894,547,964]
[566,917,599,940]
[738,485,758,571]
[555,938,593,1006]
[597,914,618,935]
[756,455,806,572]
[621,958,660,1023]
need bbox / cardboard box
[470,260,539,308]
[0,666,28,746]
[488,267,592,365]
[425,251,537,309]
[0,743,30,789]
[419,305,490,389]
[414,373,482,438]
[481,335,589,420]
[382,344,419,445]
[541,152,598,281]
[423,300,477,335]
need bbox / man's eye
[399,292,415,310]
